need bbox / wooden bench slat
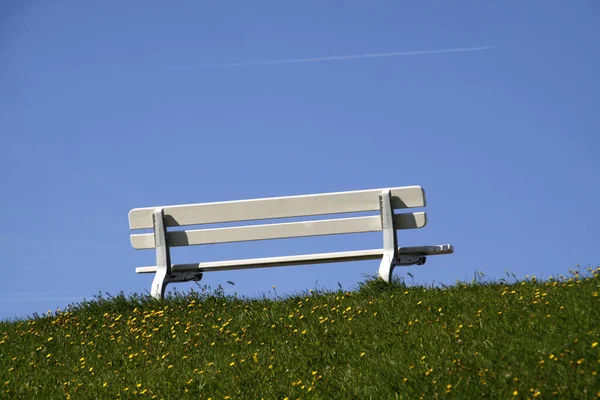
[135,249,386,273]
[130,212,426,250]
[128,186,425,230]
[135,244,453,274]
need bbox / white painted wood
[135,249,386,274]
[128,186,425,230]
[151,209,171,299]
[378,189,398,283]
[135,244,453,274]
[130,212,427,250]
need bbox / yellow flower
[360,352,366,357]
[592,342,598,348]
[513,391,518,396]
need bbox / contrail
[167,45,494,70]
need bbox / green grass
[1,268,599,399]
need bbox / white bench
[128,186,453,299]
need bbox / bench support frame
[378,189,398,282]
[152,209,203,299]
[377,189,427,282]
[152,209,171,299]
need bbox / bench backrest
[128,186,427,250]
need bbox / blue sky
[1,1,598,321]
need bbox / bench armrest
[397,244,454,256]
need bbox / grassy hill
[1,268,599,399]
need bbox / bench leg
[152,209,171,299]
[378,189,398,282]
[378,254,395,283]
[151,268,169,299]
